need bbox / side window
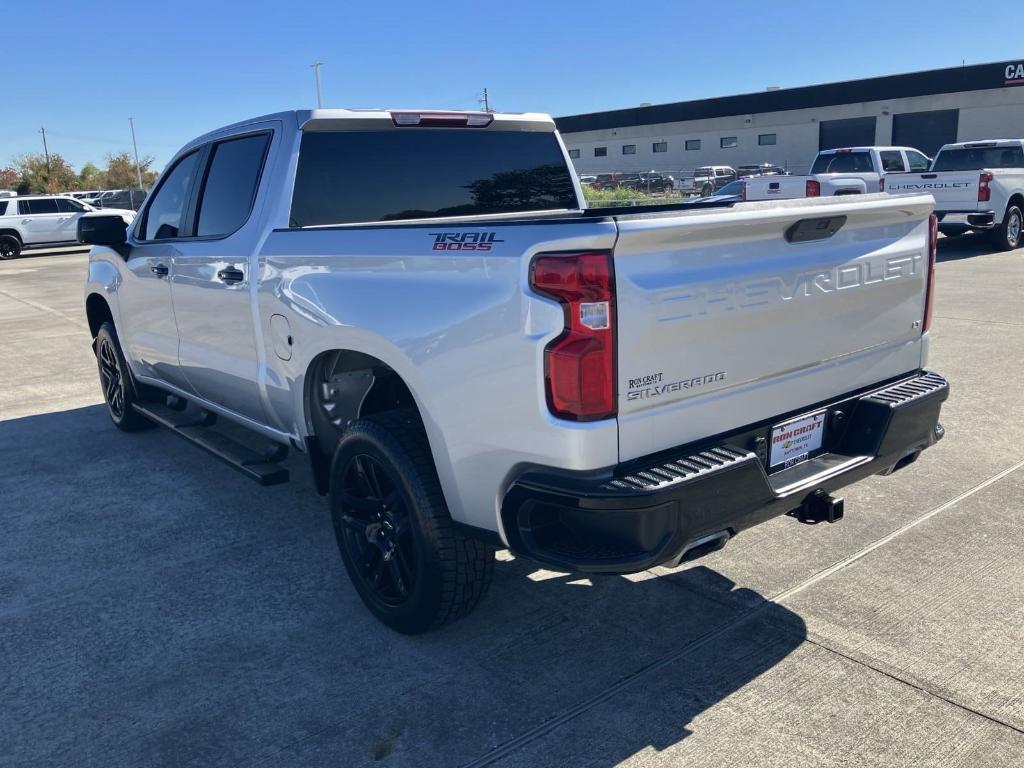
[141,151,201,240]
[195,133,270,237]
[55,198,86,213]
[21,199,60,214]
[880,151,906,172]
[906,151,930,172]
[0,201,7,215]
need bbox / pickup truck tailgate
[612,194,933,462]
[886,171,980,211]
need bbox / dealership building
[555,59,1024,177]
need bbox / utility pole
[128,117,145,190]
[39,126,50,171]
[480,88,491,112]
[310,61,324,108]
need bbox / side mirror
[78,215,128,250]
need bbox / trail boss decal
[429,232,504,251]
[1007,62,1024,86]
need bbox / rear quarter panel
[255,219,619,535]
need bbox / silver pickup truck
[80,109,949,633]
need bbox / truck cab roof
[816,146,920,155]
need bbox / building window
[568,148,580,159]
[594,147,607,157]
[720,136,738,149]
[652,141,668,153]
[758,133,776,146]
[622,144,636,155]
[685,139,701,151]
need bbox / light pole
[128,117,144,190]
[310,61,324,108]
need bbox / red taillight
[923,213,938,332]
[806,179,820,197]
[879,176,886,192]
[978,171,993,202]
[390,111,494,128]
[530,252,616,421]
[740,181,747,201]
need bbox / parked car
[886,139,1024,250]
[638,172,675,193]
[694,178,746,203]
[591,173,620,190]
[0,195,134,259]
[744,146,931,200]
[737,163,785,178]
[691,166,737,196]
[578,175,597,186]
[80,108,947,633]
[96,189,148,211]
[0,190,15,198]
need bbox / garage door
[891,109,959,158]
[819,117,877,151]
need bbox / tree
[0,167,18,191]
[103,151,158,190]
[78,162,104,190]
[13,153,78,194]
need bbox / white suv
[0,195,134,259]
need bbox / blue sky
[4,0,1022,172]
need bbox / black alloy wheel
[336,453,417,607]
[0,235,20,260]
[329,411,494,633]
[97,334,126,420]
[93,321,153,432]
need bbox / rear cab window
[289,128,578,226]
[0,201,7,216]
[811,152,875,174]
[932,145,1024,171]
[879,151,906,172]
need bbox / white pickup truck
[886,139,1024,250]
[744,146,933,200]
[79,108,948,633]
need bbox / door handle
[151,263,169,277]
[21,219,31,223]
[217,267,245,284]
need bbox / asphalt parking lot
[1,236,1022,768]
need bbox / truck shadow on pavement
[1,404,807,768]
[936,232,1011,261]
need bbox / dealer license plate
[769,410,827,470]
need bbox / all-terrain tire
[329,410,494,634]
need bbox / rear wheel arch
[0,228,23,244]
[304,349,427,495]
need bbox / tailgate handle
[785,215,847,243]
[921,173,937,179]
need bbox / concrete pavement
[1,235,1022,767]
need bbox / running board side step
[132,402,290,486]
